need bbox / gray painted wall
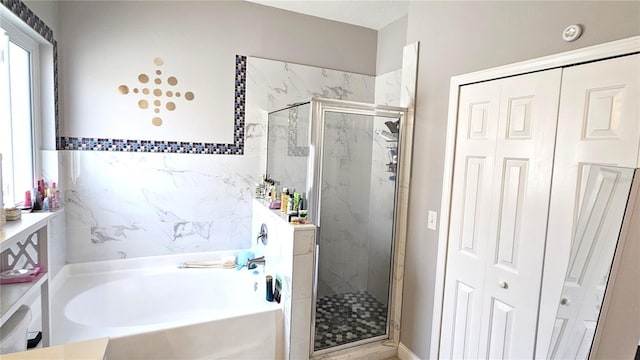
[401,1,640,358]
[54,0,376,76]
[376,15,407,75]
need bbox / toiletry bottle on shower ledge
[281,188,288,214]
[287,192,295,214]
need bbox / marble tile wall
[251,56,375,195]
[62,151,260,262]
[251,199,315,360]
[41,150,66,277]
[63,57,374,263]
[374,70,403,107]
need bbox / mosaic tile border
[1,0,54,42]
[58,55,247,155]
[287,106,310,157]
[2,0,60,140]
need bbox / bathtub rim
[50,250,282,346]
[50,250,248,296]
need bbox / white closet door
[440,69,562,359]
[536,54,640,359]
[439,80,500,359]
[549,166,634,359]
[477,69,562,359]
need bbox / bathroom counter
[2,337,109,359]
[0,212,55,251]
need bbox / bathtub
[51,253,283,359]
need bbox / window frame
[1,15,42,207]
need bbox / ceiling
[245,0,409,30]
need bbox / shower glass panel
[313,110,399,352]
[266,102,311,194]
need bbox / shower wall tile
[251,199,315,360]
[248,56,374,192]
[400,42,419,108]
[374,69,402,106]
[47,210,67,279]
[246,58,374,113]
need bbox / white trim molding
[429,35,640,359]
[398,342,421,360]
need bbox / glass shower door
[313,110,400,352]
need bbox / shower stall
[266,98,409,355]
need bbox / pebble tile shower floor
[314,291,387,351]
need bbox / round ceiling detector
[562,24,583,42]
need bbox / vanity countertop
[2,337,109,360]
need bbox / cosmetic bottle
[49,182,59,211]
[293,192,300,211]
[281,188,288,214]
[266,275,274,302]
[287,192,295,214]
[255,183,262,198]
[270,185,277,201]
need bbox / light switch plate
[427,210,437,231]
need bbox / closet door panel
[439,80,500,359]
[477,69,562,358]
[547,166,634,359]
[556,54,640,167]
[536,54,640,358]
[441,69,562,359]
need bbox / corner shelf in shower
[375,129,398,180]
[0,211,54,345]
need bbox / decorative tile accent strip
[2,0,60,144]
[1,0,54,43]
[58,55,247,155]
[287,106,310,157]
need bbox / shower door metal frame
[307,97,408,356]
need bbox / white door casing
[439,69,562,359]
[536,53,640,359]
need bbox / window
[0,19,39,207]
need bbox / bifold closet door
[439,69,562,359]
[537,53,640,359]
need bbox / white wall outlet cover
[428,210,438,231]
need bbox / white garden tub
[51,253,283,359]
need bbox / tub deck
[50,254,282,358]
